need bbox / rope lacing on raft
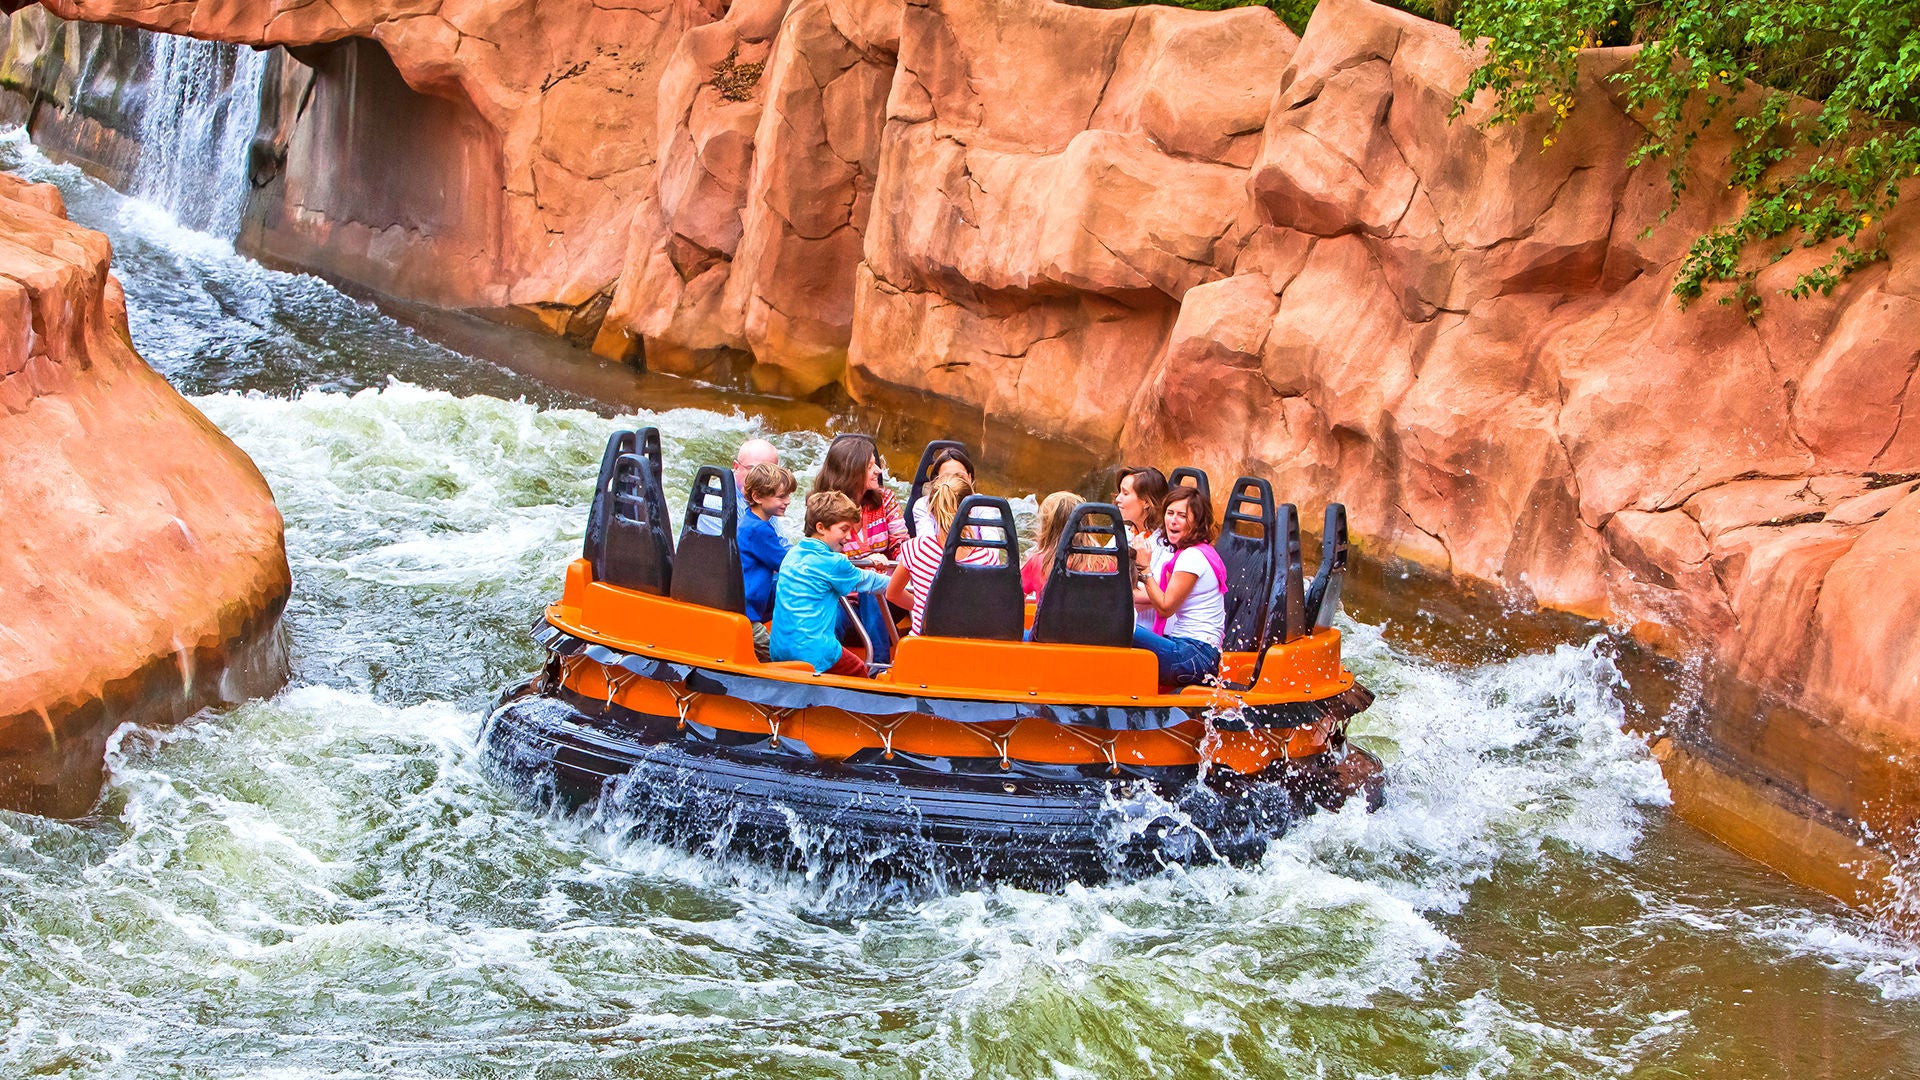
[1052,722,1122,775]
[862,714,909,760]
[746,703,796,748]
[665,682,700,731]
[600,666,638,709]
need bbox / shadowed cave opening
[243,36,505,308]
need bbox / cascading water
[130,34,266,238]
[3,132,1920,1077]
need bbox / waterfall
[131,34,267,239]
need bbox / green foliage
[1452,0,1920,312]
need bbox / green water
[2,131,1917,1079]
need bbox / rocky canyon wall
[16,0,1920,898]
[0,12,146,187]
[0,170,291,816]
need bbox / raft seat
[559,559,758,665]
[594,451,675,597]
[904,438,968,539]
[584,428,667,580]
[671,466,747,614]
[920,495,1025,642]
[1169,466,1210,502]
[1029,502,1133,648]
[1216,478,1278,652]
[1304,503,1349,631]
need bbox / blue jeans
[838,591,894,666]
[1131,627,1222,687]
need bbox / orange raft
[482,431,1382,887]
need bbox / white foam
[1732,908,1920,1001]
[1309,629,1671,912]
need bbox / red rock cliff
[25,0,1920,897]
[0,171,290,816]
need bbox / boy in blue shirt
[771,491,891,676]
[738,462,795,660]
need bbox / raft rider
[770,490,893,677]
[696,436,781,535]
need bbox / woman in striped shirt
[887,475,998,635]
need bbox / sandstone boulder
[1806,487,1920,748]
[0,172,290,816]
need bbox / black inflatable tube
[480,687,1384,888]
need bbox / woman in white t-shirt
[909,446,975,538]
[1130,484,1227,688]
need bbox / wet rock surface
[0,170,289,815]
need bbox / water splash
[131,35,266,238]
[1858,813,1920,954]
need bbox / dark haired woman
[1115,465,1171,632]
[812,433,909,664]
[1113,466,1168,542]
[812,434,909,569]
[1131,484,1227,688]
[910,446,975,538]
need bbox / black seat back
[1030,502,1133,648]
[595,451,674,595]
[920,495,1024,641]
[1268,504,1308,644]
[639,429,671,542]
[638,427,663,474]
[1304,503,1349,630]
[671,466,746,613]
[1216,477,1278,652]
[904,439,969,538]
[584,429,650,559]
[1168,466,1210,502]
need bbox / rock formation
[670,0,1920,901]
[0,171,290,816]
[13,0,1919,898]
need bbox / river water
[4,130,1920,1078]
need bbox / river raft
[483,431,1383,887]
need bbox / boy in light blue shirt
[771,490,891,676]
